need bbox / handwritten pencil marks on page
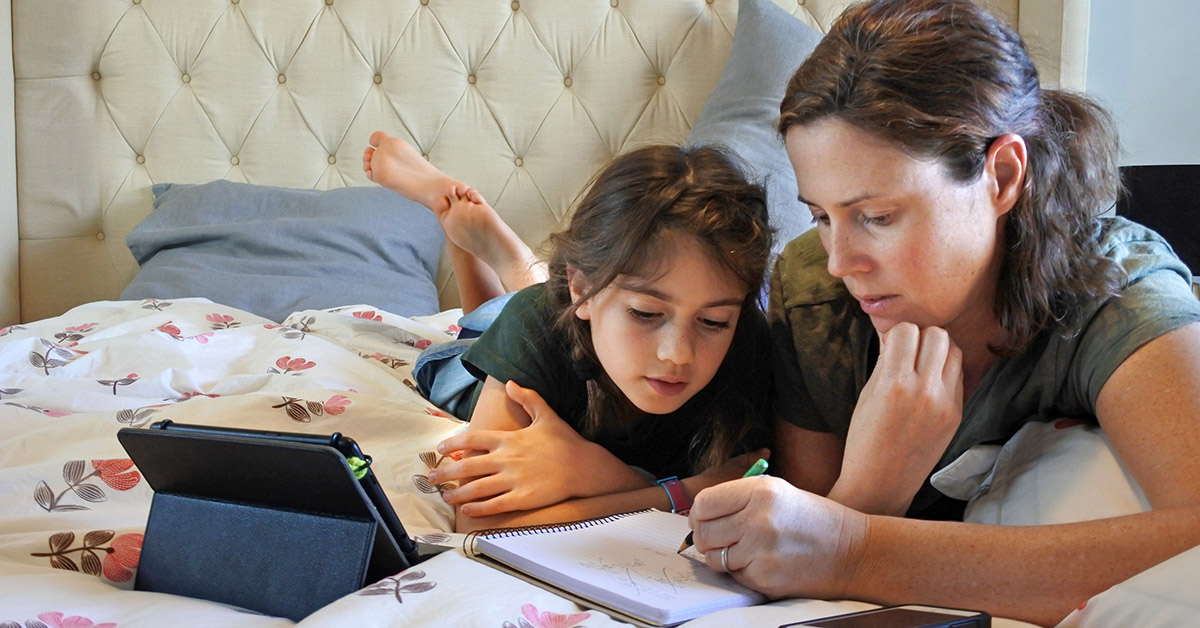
[472,509,764,625]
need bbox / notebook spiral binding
[463,508,653,556]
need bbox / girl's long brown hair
[778,0,1124,355]
[543,144,773,472]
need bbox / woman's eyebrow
[798,191,879,208]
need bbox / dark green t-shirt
[461,283,773,479]
[769,217,1200,517]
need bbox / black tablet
[117,420,437,594]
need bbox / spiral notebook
[467,508,765,626]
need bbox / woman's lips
[646,378,687,396]
[856,294,897,315]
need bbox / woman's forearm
[852,505,1200,625]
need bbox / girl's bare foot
[443,194,548,292]
[363,131,464,214]
[364,131,546,292]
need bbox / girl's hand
[835,322,964,515]
[688,476,869,600]
[430,381,645,517]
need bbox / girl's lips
[646,378,687,397]
[856,294,897,315]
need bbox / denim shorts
[412,292,514,420]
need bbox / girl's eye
[809,213,829,226]
[699,318,731,331]
[863,213,891,226]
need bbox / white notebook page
[473,509,765,625]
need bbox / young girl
[364,134,774,533]
[686,0,1200,624]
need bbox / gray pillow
[122,180,444,322]
[687,0,823,258]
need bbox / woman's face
[570,234,746,416]
[785,118,1007,338]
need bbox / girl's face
[785,118,1008,338]
[570,234,746,416]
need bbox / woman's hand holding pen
[430,381,647,517]
[687,476,870,600]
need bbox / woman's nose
[824,225,867,278]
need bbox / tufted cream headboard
[2,0,1077,326]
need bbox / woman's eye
[699,318,731,330]
[810,214,829,226]
[863,213,891,226]
[627,308,661,322]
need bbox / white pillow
[1056,544,1200,627]
[932,419,1149,526]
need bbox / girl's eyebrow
[622,284,743,308]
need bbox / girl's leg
[364,131,547,312]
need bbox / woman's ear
[985,133,1027,217]
[567,267,592,320]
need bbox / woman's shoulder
[1097,216,1194,284]
[771,230,852,308]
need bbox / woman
[686,0,1200,624]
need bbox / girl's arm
[458,446,769,534]
[774,418,841,497]
[690,322,1200,626]
[442,377,768,533]
[436,377,651,532]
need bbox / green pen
[677,457,768,553]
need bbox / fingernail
[436,443,445,453]
[427,472,439,483]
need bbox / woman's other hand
[835,322,964,515]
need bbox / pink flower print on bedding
[269,355,316,375]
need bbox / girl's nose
[657,325,695,366]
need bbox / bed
[4,1,1194,626]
